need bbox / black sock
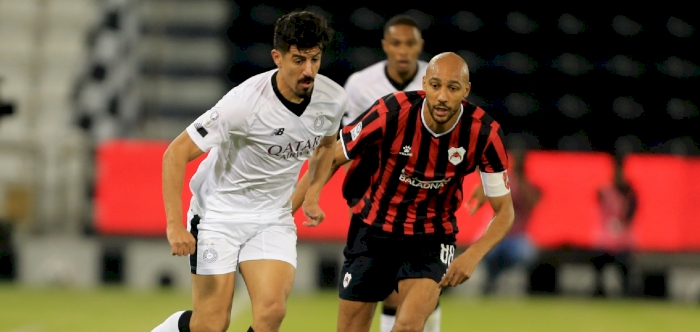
[178,310,192,332]
[247,327,255,332]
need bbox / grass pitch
[0,283,697,331]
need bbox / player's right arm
[163,90,251,256]
[162,132,205,256]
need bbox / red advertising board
[94,140,700,251]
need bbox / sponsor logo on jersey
[267,136,322,159]
[400,145,412,156]
[270,128,285,136]
[398,168,451,189]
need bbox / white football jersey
[342,59,428,126]
[185,69,346,220]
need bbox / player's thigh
[238,225,297,307]
[190,272,236,322]
[337,299,377,332]
[239,259,295,317]
[394,236,454,320]
[395,278,441,322]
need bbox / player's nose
[301,60,313,77]
[437,87,449,102]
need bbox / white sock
[380,313,396,332]
[423,306,441,332]
[151,310,185,332]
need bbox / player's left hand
[301,200,325,227]
[438,250,480,288]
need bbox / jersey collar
[384,63,418,91]
[271,71,311,117]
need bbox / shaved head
[426,52,470,85]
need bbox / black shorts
[339,215,456,302]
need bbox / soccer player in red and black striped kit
[292,52,514,332]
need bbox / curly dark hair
[273,11,333,53]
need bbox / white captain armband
[480,170,511,197]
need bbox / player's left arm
[440,122,515,287]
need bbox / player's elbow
[492,199,515,228]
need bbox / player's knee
[190,311,230,332]
[254,300,287,327]
[392,316,424,332]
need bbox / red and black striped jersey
[339,90,508,236]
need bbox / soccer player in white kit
[341,15,440,332]
[152,11,345,332]
[342,15,428,127]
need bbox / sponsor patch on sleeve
[350,122,362,141]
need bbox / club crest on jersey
[313,115,325,130]
[448,147,466,165]
[203,110,220,128]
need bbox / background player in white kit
[152,11,345,332]
[341,15,440,332]
[342,15,428,126]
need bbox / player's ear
[271,49,282,67]
[464,82,471,98]
[381,37,388,53]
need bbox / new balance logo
[399,145,412,156]
[270,128,285,136]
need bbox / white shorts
[186,211,297,275]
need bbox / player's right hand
[166,224,196,256]
[465,183,487,216]
[302,200,326,227]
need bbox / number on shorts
[440,243,455,266]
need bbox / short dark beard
[428,101,457,124]
[297,87,313,99]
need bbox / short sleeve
[326,90,347,136]
[339,100,385,160]
[342,76,365,127]
[185,90,251,152]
